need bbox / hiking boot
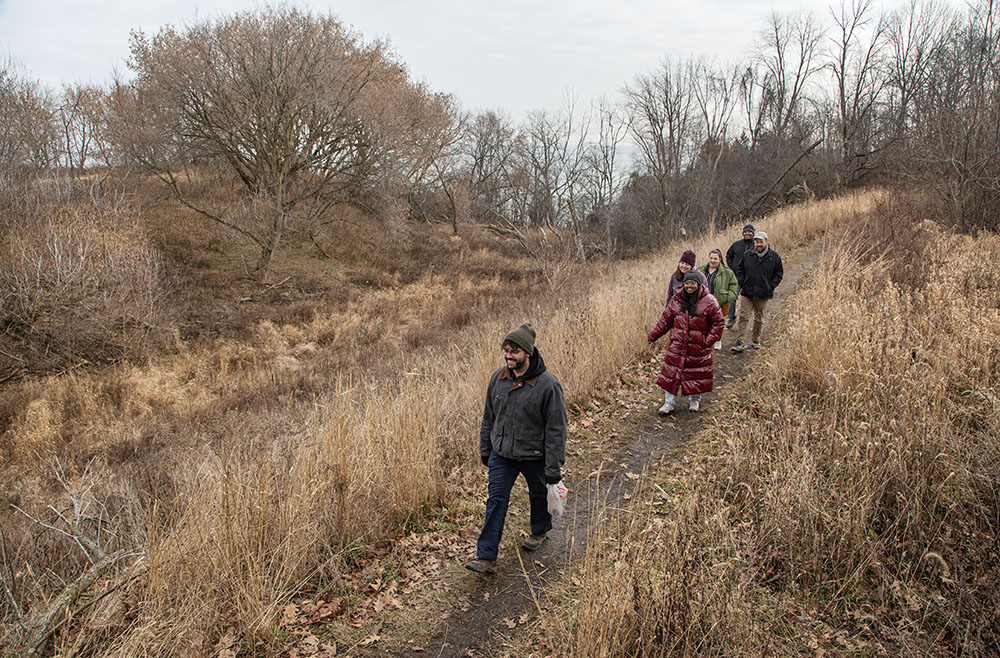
[731,340,745,353]
[725,318,735,329]
[688,399,700,412]
[657,402,675,415]
[464,558,496,574]
[752,340,761,349]
[714,341,722,350]
[521,533,547,551]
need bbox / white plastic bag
[546,480,568,517]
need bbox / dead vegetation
[0,189,873,655]
[547,193,1000,656]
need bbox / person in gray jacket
[466,322,567,574]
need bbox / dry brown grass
[548,200,1000,656]
[0,191,876,655]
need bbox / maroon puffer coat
[647,286,725,395]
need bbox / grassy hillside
[0,191,875,656]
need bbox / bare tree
[463,110,522,223]
[56,83,103,176]
[754,10,826,140]
[885,0,950,139]
[912,0,1000,230]
[688,59,741,220]
[624,57,696,230]
[827,0,891,186]
[107,7,450,274]
[0,61,56,217]
[584,95,628,259]
[692,59,740,147]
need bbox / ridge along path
[392,243,822,658]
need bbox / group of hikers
[465,225,784,574]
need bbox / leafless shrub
[0,60,57,223]
[0,199,163,373]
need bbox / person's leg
[735,295,751,342]
[520,459,553,538]
[476,451,519,561]
[688,393,702,411]
[727,287,740,324]
[751,299,769,343]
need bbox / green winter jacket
[698,263,738,306]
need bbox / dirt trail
[397,246,822,658]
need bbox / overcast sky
[0,0,968,120]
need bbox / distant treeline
[3,0,1000,269]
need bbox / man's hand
[481,455,490,467]
[546,473,562,485]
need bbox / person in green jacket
[698,249,738,350]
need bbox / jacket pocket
[512,425,544,458]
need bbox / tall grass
[550,201,1000,655]
[0,191,876,655]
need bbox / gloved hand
[546,473,561,485]
[481,455,490,467]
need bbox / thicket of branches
[4,0,1000,370]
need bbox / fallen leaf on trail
[519,613,530,624]
[482,592,490,601]
[282,603,302,625]
[502,617,517,629]
[360,634,381,646]
[625,472,640,480]
[309,597,344,622]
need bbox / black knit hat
[503,322,536,354]
[742,223,755,234]
[682,271,702,284]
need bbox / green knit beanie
[503,322,536,354]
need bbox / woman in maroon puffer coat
[647,270,725,413]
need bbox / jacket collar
[498,368,538,386]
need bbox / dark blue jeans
[476,450,552,561]
[728,285,741,321]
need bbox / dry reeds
[0,191,877,655]
[551,202,1000,656]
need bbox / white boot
[658,391,675,415]
[688,398,700,412]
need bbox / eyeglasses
[502,346,524,356]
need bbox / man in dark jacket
[724,224,756,328]
[732,231,783,352]
[466,322,567,574]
